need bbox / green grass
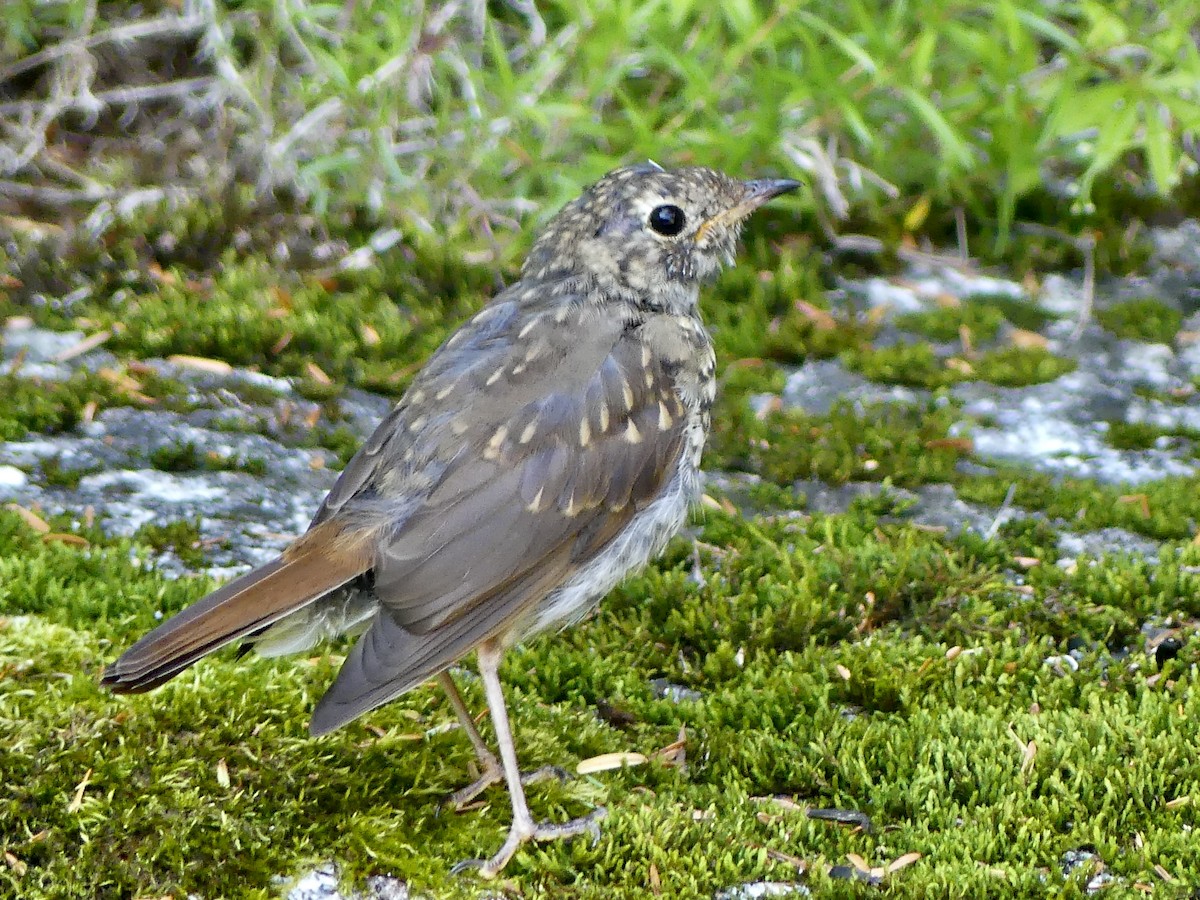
[6,0,1200,263]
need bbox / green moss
[0,370,122,441]
[760,313,876,366]
[308,425,363,468]
[1105,421,1162,451]
[895,302,1006,343]
[148,441,269,476]
[148,441,203,472]
[719,360,787,397]
[224,455,269,476]
[1133,384,1197,405]
[957,469,1200,542]
[846,343,953,388]
[135,519,209,569]
[741,478,803,512]
[969,346,1076,387]
[4,9,1200,889]
[709,399,968,488]
[1096,298,1184,343]
[844,340,1080,388]
[970,294,1057,332]
[708,379,1199,546]
[7,240,495,402]
[4,500,1200,897]
[37,454,99,489]
[992,517,1062,564]
[844,343,1074,390]
[699,237,874,367]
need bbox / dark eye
[648,204,686,236]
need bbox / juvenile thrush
[102,163,799,876]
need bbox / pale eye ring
[648,204,686,236]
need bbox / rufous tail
[102,519,374,693]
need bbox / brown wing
[308,292,691,734]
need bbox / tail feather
[102,520,374,694]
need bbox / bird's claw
[449,857,488,876]
[442,761,503,812]
[442,762,574,812]
[452,807,607,878]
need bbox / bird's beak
[694,177,801,244]
[740,178,804,210]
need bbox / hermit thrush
[103,163,799,875]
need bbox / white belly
[518,437,702,640]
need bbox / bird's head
[523,163,800,312]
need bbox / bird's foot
[451,806,606,878]
[444,755,503,810]
[446,758,572,811]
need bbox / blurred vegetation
[1096,296,1185,343]
[3,0,1199,261]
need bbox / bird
[101,162,800,876]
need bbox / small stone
[286,864,342,900]
[716,883,811,899]
[1155,637,1183,668]
[0,466,28,489]
[650,678,702,703]
[365,874,409,900]
[2,324,86,363]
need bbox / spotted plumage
[102,163,799,877]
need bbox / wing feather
[309,301,693,731]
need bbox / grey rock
[0,465,28,490]
[0,325,384,574]
[286,865,343,900]
[1039,273,1086,317]
[650,677,702,703]
[782,360,926,417]
[364,875,410,900]
[282,866,411,900]
[790,479,1005,537]
[953,369,1195,484]
[3,322,86,362]
[855,277,925,312]
[903,264,1025,301]
[1,405,340,573]
[1177,339,1200,381]
[716,883,810,899]
[1150,220,1200,273]
[1057,528,1160,564]
[1059,848,1116,894]
[847,264,1024,317]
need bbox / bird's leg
[437,670,503,807]
[451,640,605,878]
[438,669,572,810]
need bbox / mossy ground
[3,215,1200,899]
